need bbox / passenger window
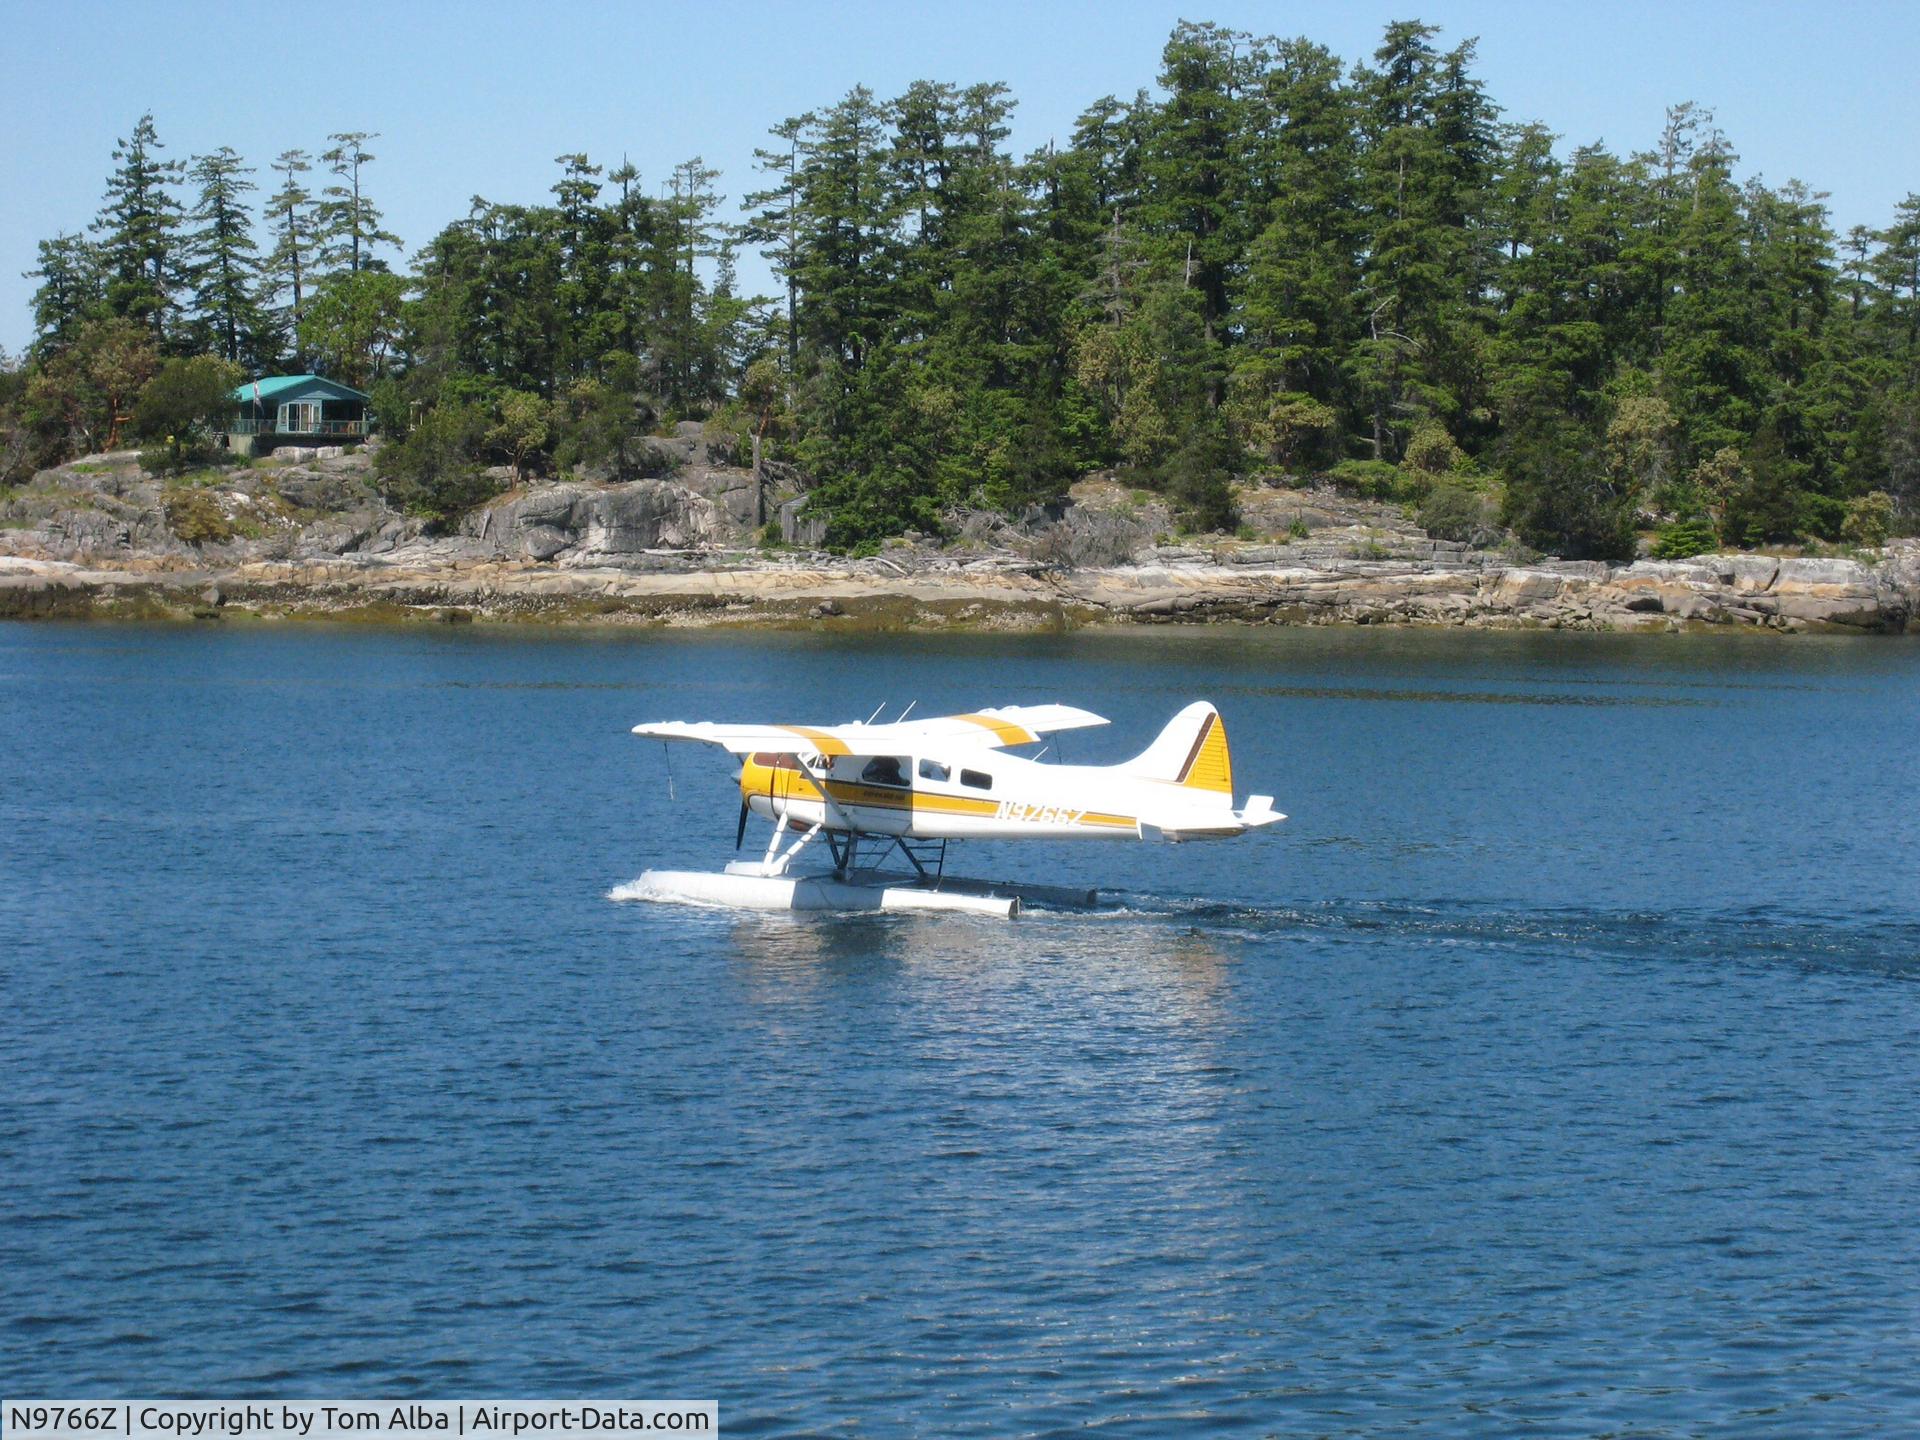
[918,758,950,782]
[960,769,992,791]
[861,756,907,787]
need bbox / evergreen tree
[1491,142,1620,428]
[13,22,1915,548]
[551,153,614,378]
[1660,130,1763,457]
[26,234,106,354]
[1349,23,1459,456]
[1232,38,1362,459]
[1140,21,1248,378]
[744,116,812,386]
[794,87,890,375]
[317,131,401,275]
[265,149,318,355]
[657,156,724,409]
[183,147,264,365]
[604,158,656,362]
[1872,193,1920,369]
[92,113,185,347]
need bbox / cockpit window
[960,768,992,791]
[861,756,908,787]
[918,758,950,782]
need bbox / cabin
[225,375,372,455]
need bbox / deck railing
[228,419,369,437]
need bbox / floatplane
[630,701,1283,917]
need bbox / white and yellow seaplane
[629,701,1282,917]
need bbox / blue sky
[3,0,1916,355]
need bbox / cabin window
[861,756,908,787]
[960,768,992,791]
[918,758,950,782]
[276,400,319,433]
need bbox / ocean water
[3,621,1918,1437]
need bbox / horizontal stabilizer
[1138,793,1286,843]
[1235,795,1285,828]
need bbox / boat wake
[610,872,1920,980]
[608,874,686,906]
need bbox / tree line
[6,20,1918,556]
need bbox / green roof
[232,374,370,404]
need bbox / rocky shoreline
[7,545,1917,635]
[2,442,1915,635]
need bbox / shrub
[703,413,752,468]
[1403,422,1466,477]
[1605,394,1679,498]
[1418,482,1499,546]
[550,355,658,479]
[140,439,233,478]
[1225,382,1339,473]
[1328,459,1405,502]
[1155,421,1239,534]
[1796,492,1847,543]
[486,389,551,482]
[135,356,242,443]
[1287,514,1310,540]
[1266,395,1339,472]
[1841,490,1895,547]
[163,487,234,544]
[1651,516,1719,560]
[375,401,499,527]
[365,376,412,441]
[1497,421,1636,562]
[1719,426,1813,546]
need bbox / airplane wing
[631,704,1108,757]
[629,721,855,756]
[862,705,1110,751]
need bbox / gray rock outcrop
[462,480,726,559]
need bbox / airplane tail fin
[1120,701,1233,800]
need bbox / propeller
[735,797,750,849]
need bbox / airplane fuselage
[741,745,1257,842]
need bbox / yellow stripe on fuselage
[741,759,1137,831]
[824,780,1136,830]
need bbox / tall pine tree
[93,113,185,348]
[183,146,264,365]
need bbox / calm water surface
[3,622,1918,1437]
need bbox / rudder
[1121,701,1233,796]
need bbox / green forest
[6,20,1919,558]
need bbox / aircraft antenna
[897,700,917,722]
[864,701,887,724]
